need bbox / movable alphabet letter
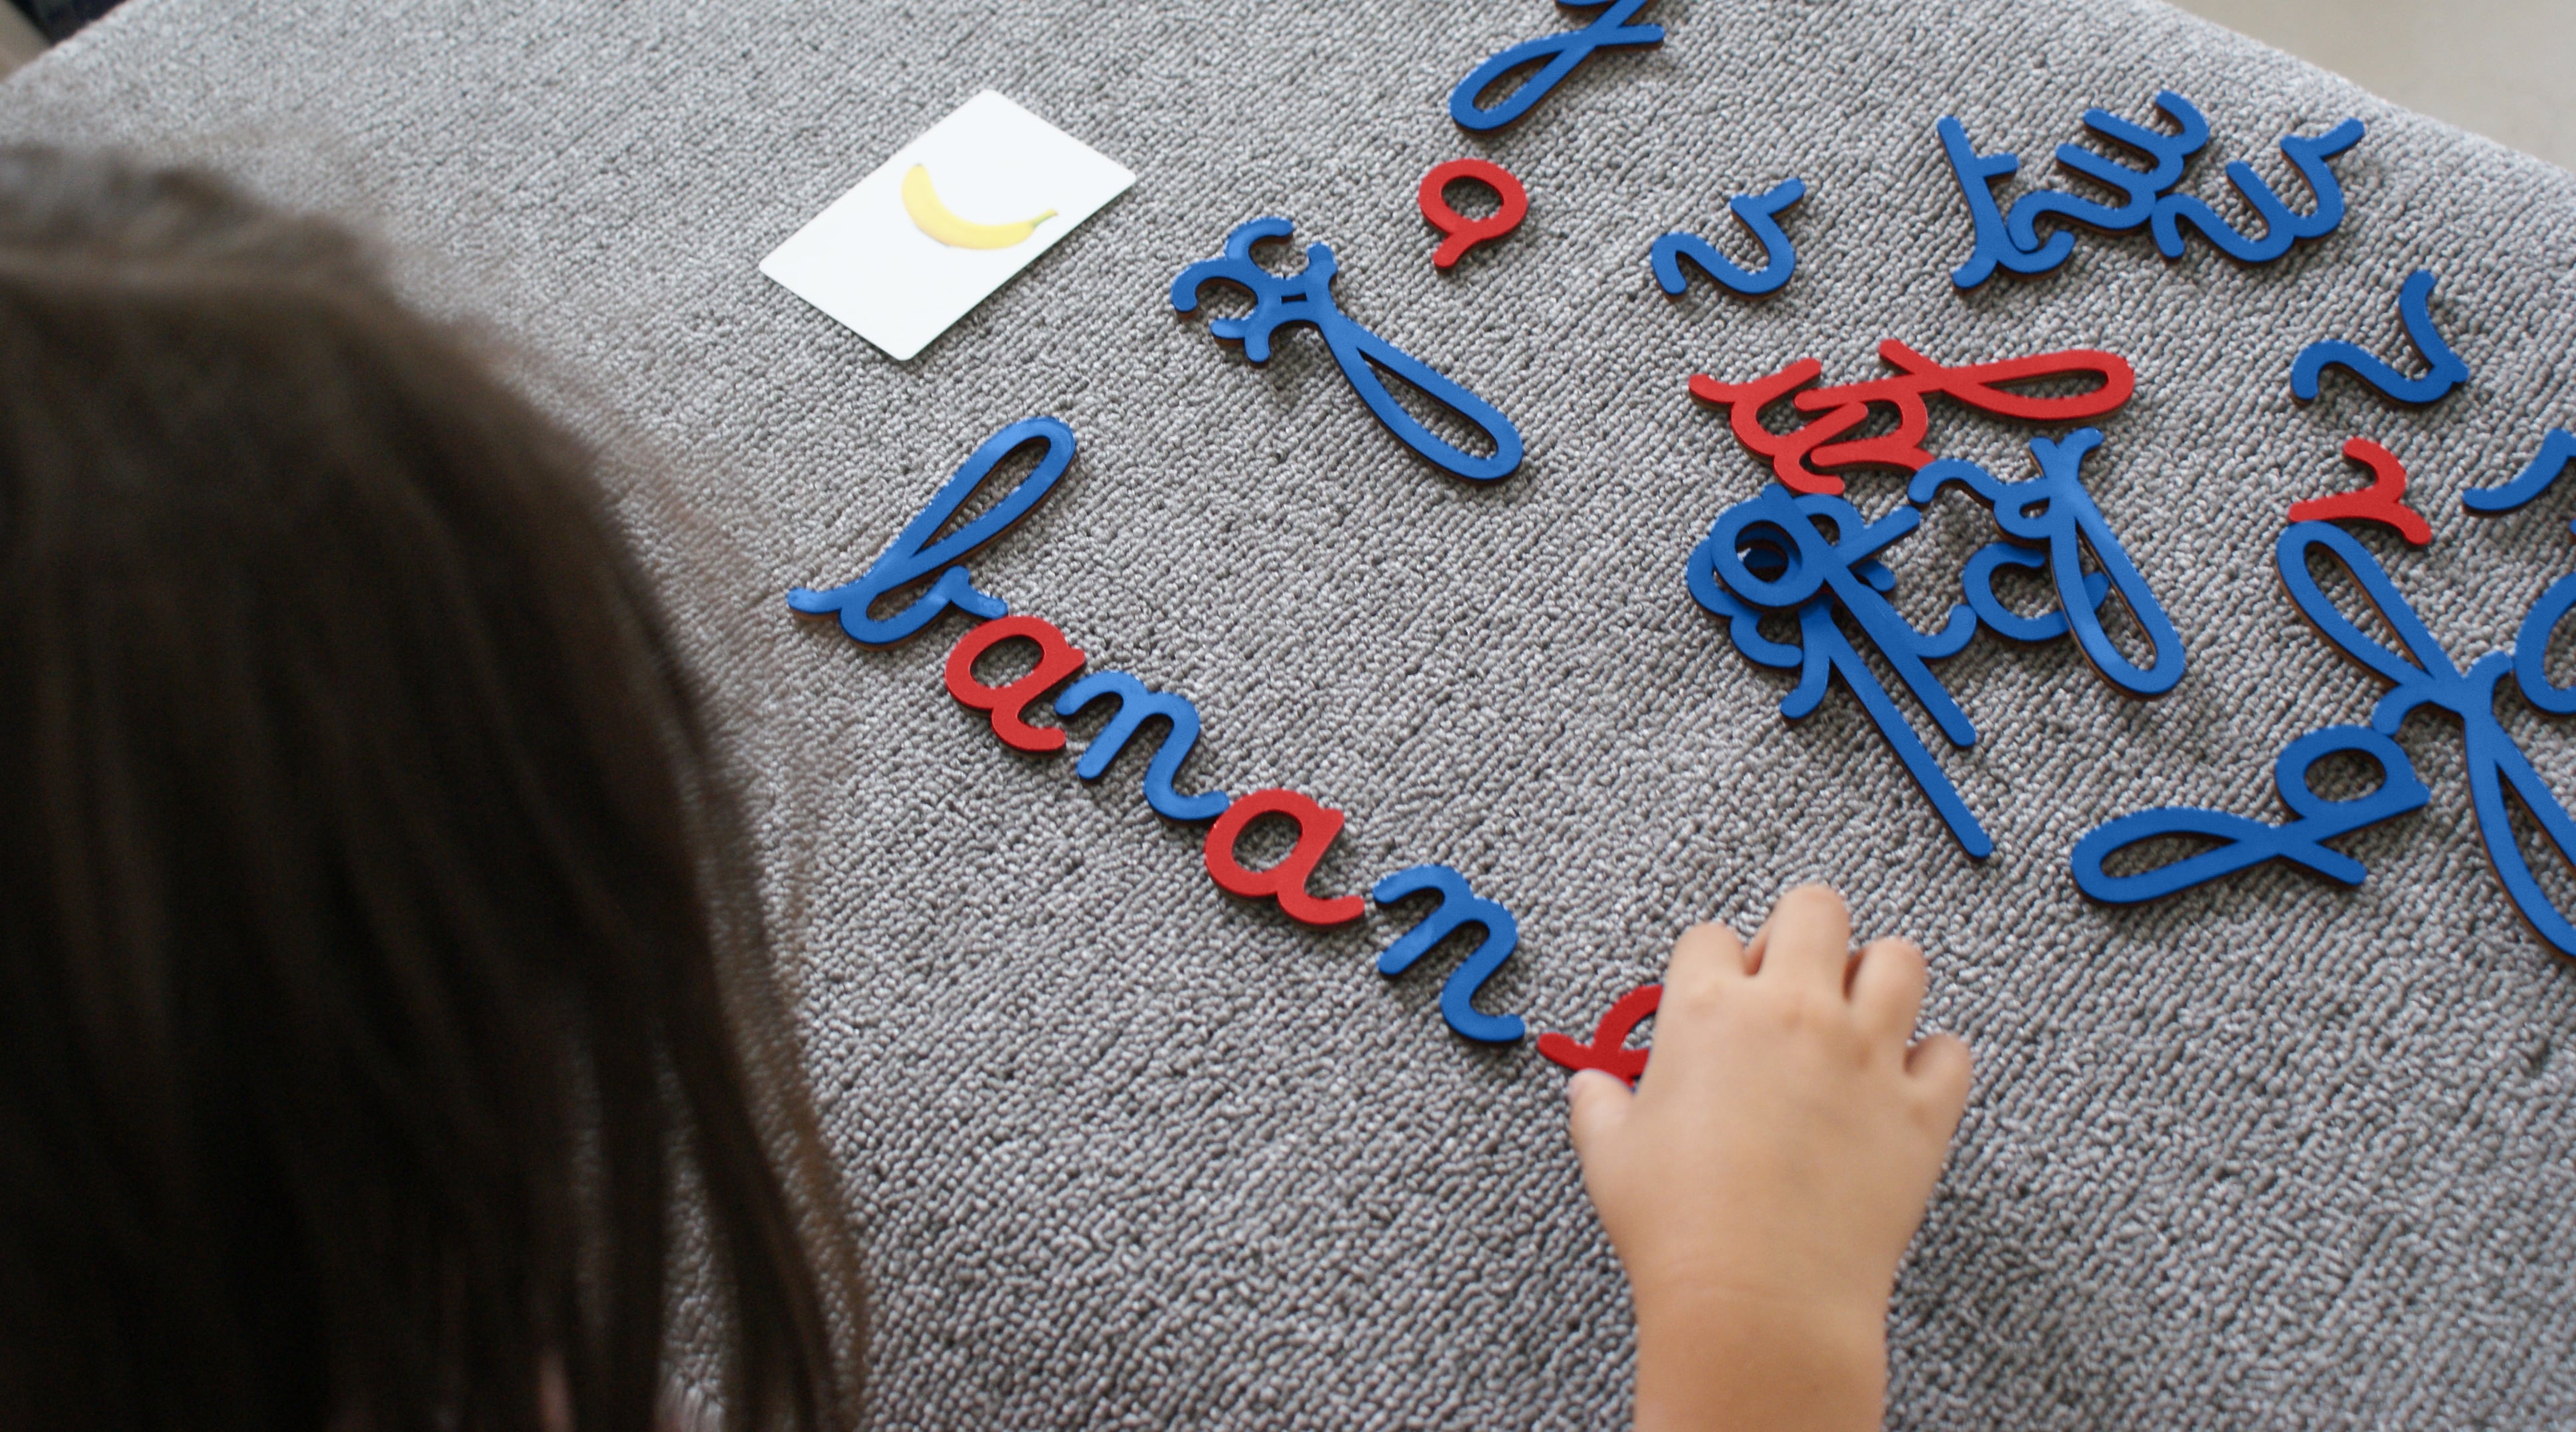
[1204,788,1367,927]
[2464,430,2576,533]
[2517,571,2576,717]
[1370,865,1527,1044]
[1687,485,1991,856]
[787,416,1075,646]
[2153,119,2364,265]
[1418,158,1531,271]
[2286,438,2431,545]
[2071,726,2430,903]
[1651,178,1805,299]
[1448,0,1664,132]
[1939,115,2076,289]
[1690,342,2133,497]
[2007,91,2211,251]
[2277,521,2576,954]
[1054,671,1231,821]
[1173,217,1524,483]
[1910,430,2187,697]
[945,613,1086,753]
[2292,268,2469,408]
[1957,542,2112,644]
[1535,982,1661,1084]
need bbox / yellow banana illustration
[901,165,1056,249]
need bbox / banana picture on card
[762,90,1135,361]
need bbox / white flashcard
[760,90,1136,361]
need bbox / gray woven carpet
[11,0,2576,1425]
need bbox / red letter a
[1203,789,1366,927]
[945,614,1086,752]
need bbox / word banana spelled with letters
[790,416,1531,1045]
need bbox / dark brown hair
[0,151,861,1431]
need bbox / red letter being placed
[945,613,1086,752]
[1535,982,1661,1085]
[1203,788,1366,927]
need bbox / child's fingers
[1758,884,1852,993]
[1848,938,1927,1041]
[1564,1068,1635,1161]
[1905,1032,1975,1131]
[1663,919,1750,1002]
[1651,923,1746,1085]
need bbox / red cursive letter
[2287,437,2431,546]
[945,613,1086,752]
[1535,982,1662,1084]
[1203,788,1367,926]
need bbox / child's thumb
[1564,1069,1634,1159]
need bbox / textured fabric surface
[11,0,2576,1425]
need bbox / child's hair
[0,150,862,1432]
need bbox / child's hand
[1566,885,1972,1432]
